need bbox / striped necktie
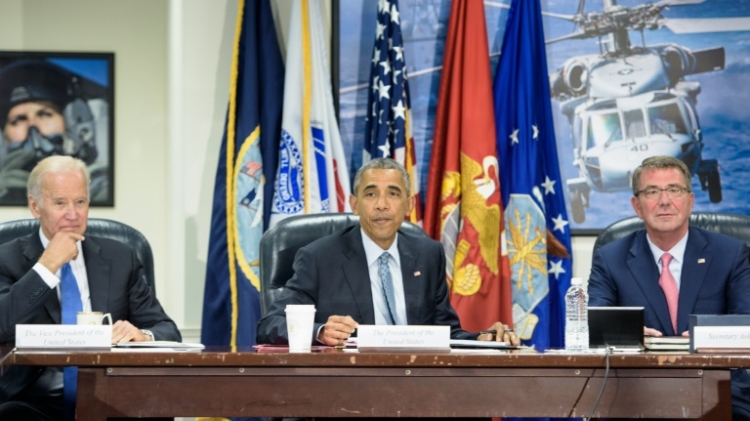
[659,253,679,335]
[378,252,398,325]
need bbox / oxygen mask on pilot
[5,98,97,166]
[0,60,99,168]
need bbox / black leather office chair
[0,218,156,291]
[259,213,427,315]
[593,213,750,420]
[593,212,750,252]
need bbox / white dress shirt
[32,229,92,311]
[647,230,689,291]
[26,229,92,397]
[361,229,408,325]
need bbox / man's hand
[111,320,151,343]
[644,326,663,337]
[317,315,357,346]
[644,326,689,337]
[478,321,520,346]
[38,232,85,273]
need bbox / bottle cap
[571,277,583,286]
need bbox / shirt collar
[646,229,688,265]
[38,228,84,265]
[361,228,400,268]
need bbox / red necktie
[659,253,679,335]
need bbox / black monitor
[588,306,645,350]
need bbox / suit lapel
[678,227,709,333]
[340,228,376,324]
[22,233,62,324]
[83,237,111,312]
[398,233,421,325]
[626,231,674,334]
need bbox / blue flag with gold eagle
[201,0,283,350]
[493,0,572,352]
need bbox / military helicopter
[546,0,750,223]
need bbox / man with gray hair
[0,155,180,421]
[588,155,750,420]
[257,157,518,347]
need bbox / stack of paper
[644,336,689,351]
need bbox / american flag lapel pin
[414,271,421,277]
[697,258,706,264]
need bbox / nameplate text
[357,325,450,351]
[16,324,112,349]
[693,326,750,352]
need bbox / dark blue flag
[493,0,573,352]
[201,0,283,351]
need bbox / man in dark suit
[588,155,750,420]
[0,155,180,421]
[257,158,518,347]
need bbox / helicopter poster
[337,0,750,233]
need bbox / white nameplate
[16,324,112,349]
[356,325,450,352]
[693,326,750,352]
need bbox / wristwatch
[140,329,155,341]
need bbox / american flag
[363,0,421,223]
[241,161,262,178]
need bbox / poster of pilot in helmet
[0,52,114,206]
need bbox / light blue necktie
[378,252,398,325]
[60,263,82,421]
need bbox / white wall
[0,0,179,319]
[0,0,597,342]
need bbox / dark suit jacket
[588,226,750,335]
[589,226,750,419]
[256,225,477,344]
[0,232,181,401]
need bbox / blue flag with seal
[493,0,573,354]
[201,0,283,355]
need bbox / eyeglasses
[636,186,691,200]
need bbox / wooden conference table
[4,346,747,420]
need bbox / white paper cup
[285,304,316,353]
[77,311,113,325]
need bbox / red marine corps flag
[424,0,512,331]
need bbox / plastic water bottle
[565,277,589,351]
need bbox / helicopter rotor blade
[572,0,585,33]
[483,1,510,10]
[542,11,578,22]
[576,0,585,16]
[486,1,580,24]
[546,29,587,45]
[654,0,706,7]
[660,17,750,34]
[487,0,578,23]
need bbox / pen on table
[480,329,515,338]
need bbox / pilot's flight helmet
[0,60,97,165]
